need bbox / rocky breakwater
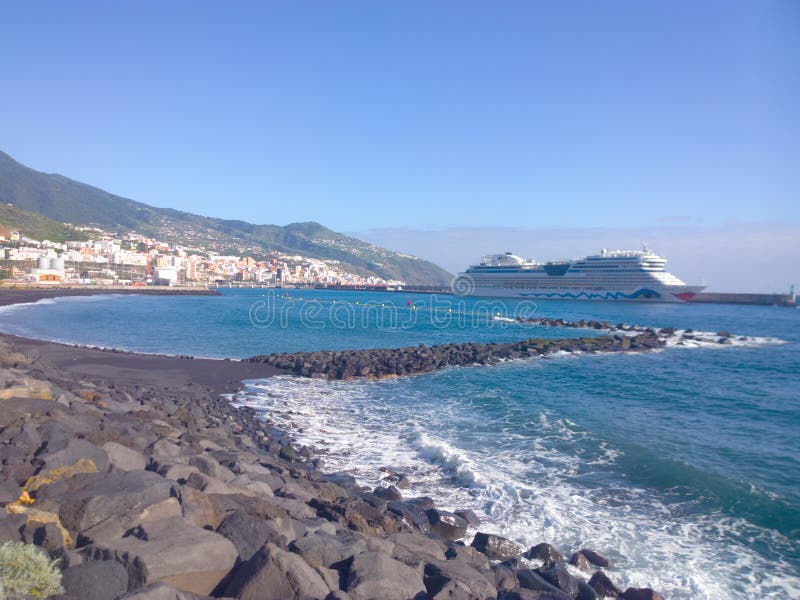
[245,333,665,380]
[245,317,745,381]
[0,335,667,599]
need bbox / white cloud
[352,223,800,293]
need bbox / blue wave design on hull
[519,288,662,300]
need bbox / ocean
[1,289,798,598]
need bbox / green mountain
[0,203,91,243]
[0,151,450,283]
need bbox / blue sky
[2,1,797,233]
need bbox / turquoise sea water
[1,289,798,598]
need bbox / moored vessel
[451,245,704,302]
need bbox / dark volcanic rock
[577,581,599,600]
[491,562,519,593]
[373,485,403,502]
[535,562,580,598]
[217,509,289,561]
[568,551,592,572]
[289,530,368,569]
[454,509,480,527]
[245,324,667,381]
[577,548,612,568]
[516,568,572,599]
[523,542,564,565]
[88,516,238,595]
[618,588,664,600]
[424,559,497,599]
[588,570,622,598]
[223,542,331,600]
[345,551,426,600]
[58,469,174,533]
[425,509,468,541]
[62,559,130,600]
[470,532,522,561]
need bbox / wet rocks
[588,570,622,598]
[425,509,468,541]
[535,562,581,598]
[576,548,612,569]
[569,552,593,572]
[523,542,565,565]
[470,532,522,561]
[618,588,664,600]
[245,325,668,381]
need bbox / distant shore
[0,285,221,308]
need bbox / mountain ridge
[0,150,450,283]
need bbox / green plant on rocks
[0,541,64,599]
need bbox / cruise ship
[452,245,704,302]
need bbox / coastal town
[0,222,405,288]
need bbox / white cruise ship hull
[455,248,705,303]
[452,275,704,303]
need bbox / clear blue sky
[1,1,797,231]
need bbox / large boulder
[535,562,580,598]
[217,509,289,561]
[79,497,183,546]
[88,516,238,595]
[345,551,426,600]
[289,530,368,569]
[516,569,572,600]
[576,548,612,568]
[523,542,564,565]
[55,470,173,534]
[470,532,521,561]
[445,545,491,572]
[425,509,468,541]
[39,438,110,473]
[577,581,599,600]
[103,441,147,471]
[389,532,447,568]
[568,551,593,572]
[223,542,331,600]
[618,589,664,600]
[454,509,480,527]
[424,560,497,599]
[588,571,621,598]
[119,581,213,599]
[61,559,130,600]
[491,562,518,593]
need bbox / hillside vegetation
[0,151,449,283]
[0,203,90,243]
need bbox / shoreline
[0,287,282,396]
[0,285,221,309]
[0,288,667,599]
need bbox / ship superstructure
[452,245,704,302]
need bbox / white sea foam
[661,329,786,350]
[234,372,800,600]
